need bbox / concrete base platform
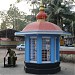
[24,62,61,74]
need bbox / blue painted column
[25,35,30,62]
[37,35,42,64]
[51,36,55,63]
[56,37,60,62]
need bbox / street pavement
[0,48,75,75]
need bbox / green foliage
[0,4,27,31]
[29,0,75,35]
[17,0,22,3]
[7,5,20,18]
[1,21,7,30]
[43,0,75,34]
[16,19,26,30]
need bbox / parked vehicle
[16,44,25,50]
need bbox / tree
[0,4,27,31]
[44,0,69,28]
[0,11,9,30]
[7,4,22,29]
[1,21,7,30]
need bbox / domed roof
[15,1,70,36]
[22,21,62,32]
[22,3,62,33]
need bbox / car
[16,44,25,50]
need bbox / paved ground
[0,49,75,75]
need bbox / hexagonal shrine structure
[15,2,70,74]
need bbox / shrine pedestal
[24,62,61,74]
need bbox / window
[42,37,50,61]
[30,37,37,61]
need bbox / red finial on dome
[36,1,47,19]
[36,11,47,19]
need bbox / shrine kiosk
[15,3,69,74]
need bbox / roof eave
[15,31,71,36]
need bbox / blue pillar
[37,35,42,64]
[56,37,60,62]
[25,35,30,62]
[51,36,55,63]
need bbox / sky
[0,0,34,24]
[0,0,16,11]
[0,0,32,14]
